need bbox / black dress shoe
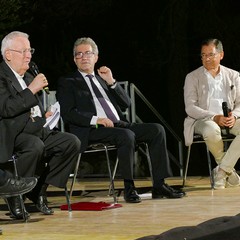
[35,195,54,215]
[152,183,185,199]
[174,188,186,196]
[124,186,141,203]
[5,196,30,219]
[0,177,37,197]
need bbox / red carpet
[60,201,122,211]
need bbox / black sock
[39,183,49,196]
[153,179,165,189]
[124,179,134,189]
[0,170,8,186]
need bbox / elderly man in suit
[184,38,240,190]
[0,31,81,219]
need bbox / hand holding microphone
[28,61,50,94]
[222,102,230,134]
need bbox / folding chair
[68,143,118,204]
[68,141,152,206]
[183,133,235,189]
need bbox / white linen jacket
[183,65,240,146]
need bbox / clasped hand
[213,112,236,128]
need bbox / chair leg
[65,186,72,212]
[69,153,81,198]
[11,155,28,222]
[65,153,82,212]
[206,146,214,189]
[109,157,119,197]
[103,145,117,203]
[183,146,191,187]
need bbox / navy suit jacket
[57,70,131,152]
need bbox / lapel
[95,75,109,92]
[0,61,23,93]
[74,71,89,90]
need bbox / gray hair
[1,31,29,60]
[73,37,99,56]
[201,38,223,52]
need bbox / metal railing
[45,82,184,177]
[129,83,183,177]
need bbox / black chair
[68,143,118,204]
[68,141,152,205]
[183,133,235,189]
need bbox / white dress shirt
[206,69,227,114]
[79,71,120,125]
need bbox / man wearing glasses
[57,37,185,204]
[0,31,81,219]
[184,38,240,190]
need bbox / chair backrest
[118,81,130,122]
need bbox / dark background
[1,0,240,176]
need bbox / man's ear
[5,50,11,61]
[220,51,224,60]
[94,55,99,64]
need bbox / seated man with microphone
[0,31,81,219]
[184,38,240,190]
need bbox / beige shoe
[212,166,227,189]
[226,169,240,187]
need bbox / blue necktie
[86,75,118,122]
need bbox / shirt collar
[78,70,95,78]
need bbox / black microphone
[28,61,50,94]
[222,101,229,135]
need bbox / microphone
[222,101,229,135]
[28,61,50,94]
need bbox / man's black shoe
[124,186,141,203]
[5,196,30,219]
[152,183,185,199]
[35,195,54,215]
[0,177,37,197]
[173,187,186,196]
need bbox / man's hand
[96,117,114,127]
[213,112,236,128]
[28,73,48,94]
[97,66,116,85]
[45,111,53,118]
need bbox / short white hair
[1,31,29,60]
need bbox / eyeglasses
[200,52,219,59]
[8,48,35,55]
[74,51,95,59]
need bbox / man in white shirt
[184,38,240,189]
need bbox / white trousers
[194,118,240,173]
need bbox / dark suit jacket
[0,61,45,163]
[57,70,131,152]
